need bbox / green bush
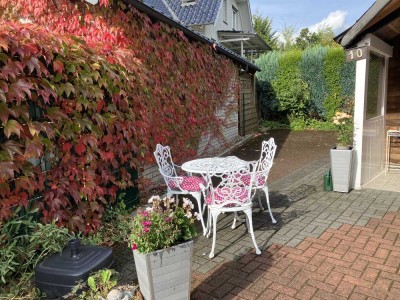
[79,200,134,246]
[272,51,309,116]
[260,117,334,131]
[0,206,72,298]
[300,46,328,118]
[256,46,355,124]
[323,48,346,118]
[256,51,280,118]
[340,60,356,99]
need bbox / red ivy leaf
[53,60,64,74]
[75,142,86,156]
[62,142,72,152]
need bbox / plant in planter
[129,196,198,300]
[333,111,353,149]
[331,110,354,192]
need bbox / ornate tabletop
[181,156,248,174]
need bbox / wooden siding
[239,73,257,136]
[386,35,400,164]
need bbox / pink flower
[164,217,170,222]
[144,227,150,233]
[131,244,137,251]
[142,221,151,226]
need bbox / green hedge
[255,51,280,119]
[272,50,309,117]
[256,46,355,120]
[300,46,328,118]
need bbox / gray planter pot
[133,240,193,300]
[330,147,354,193]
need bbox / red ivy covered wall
[0,0,239,232]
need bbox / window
[366,53,384,119]
[232,6,238,30]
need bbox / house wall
[239,73,257,135]
[203,0,249,41]
[142,72,245,187]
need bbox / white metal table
[385,129,400,173]
[181,156,249,174]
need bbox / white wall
[202,0,251,41]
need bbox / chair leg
[206,208,212,238]
[231,212,242,229]
[243,208,261,255]
[192,192,206,236]
[209,210,220,258]
[257,190,265,210]
[262,186,276,223]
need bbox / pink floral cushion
[168,176,206,192]
[237,174,266,187]
[206,187,248,205]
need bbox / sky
[249,0,376,36]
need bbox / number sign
[346,46,369,62]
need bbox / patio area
[115,153,400,299]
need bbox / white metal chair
[205,161,260,258]
[153,144,207,234]
[252,138,277,223]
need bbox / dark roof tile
[143,0,221,25]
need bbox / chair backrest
[207,161,256,208]
[153,144,178,177]
[257,138,277,174]
[253,138,277,188]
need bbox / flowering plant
[333,111,353,148]
[129,196,198,254]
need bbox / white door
[361,53,386,184]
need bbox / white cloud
[308,10,348,33]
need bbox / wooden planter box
[330,147,354,193]
[133,240,193,300]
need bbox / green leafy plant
[130,196,197,254]
[0,206,72,298]
[66,269,117,300]
[80,200,134,246]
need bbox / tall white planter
[133,240,193,300]
[330,147,354,193]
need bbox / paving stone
[113,157,400,298]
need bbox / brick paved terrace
[114,156,400,299]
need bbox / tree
[278,25,296,51]
[253,13,279,50]
[295,28,319,50]
[295,26,339,50]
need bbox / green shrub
[340,60,356,99]
[0,206,72,298]
[80,200,134,246]
[300,46,328,118]
[260,118,334,131]
[272,50,309,117]
[256,51,281,118]
[256,46,354,125]
[323,48,346,118]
